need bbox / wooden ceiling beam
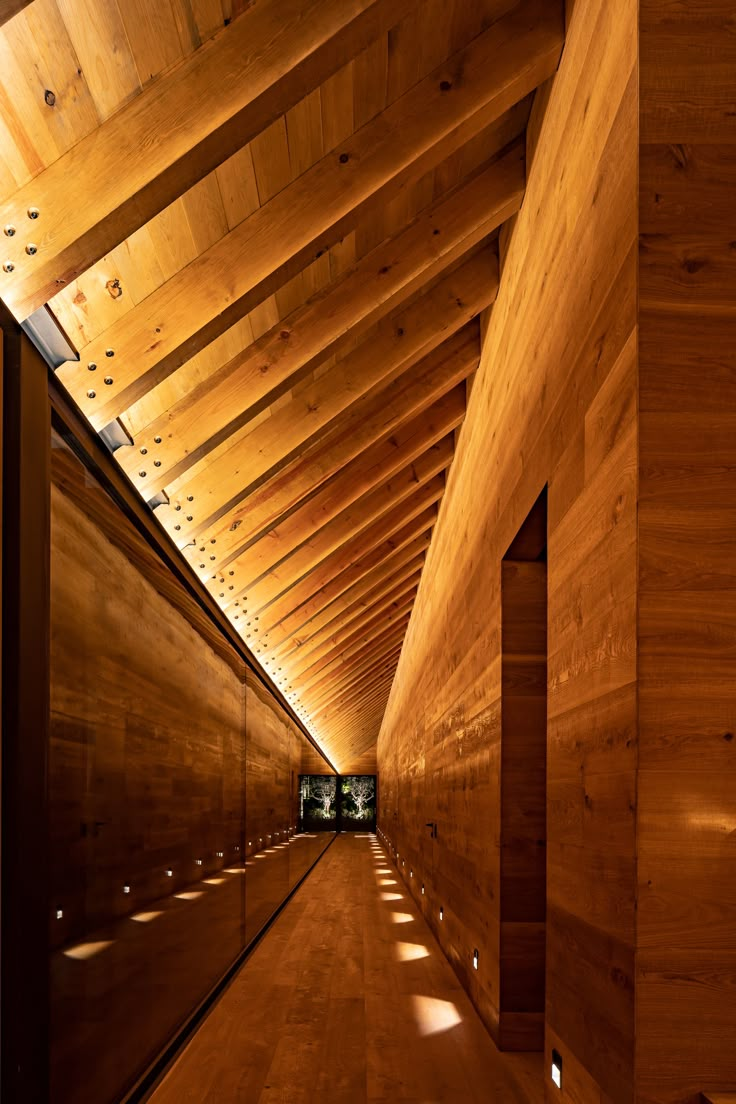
[262,509,437,653]
[175,323,477,568]
[305,614,412,700]
[272,539,431,664]
[294,595,416,692]
[57,0,563,424]
[0,1,33,27]
[0,0,417,319]
[206,388,463,597]
[254,477,445,637]
[224,435,453,616]
[322,686,394,740]
[285,568,422,677]
[306,635,406,714]
[322,691,393,740]
[119,145,523,482]
[304,646,406,722]
[157,248,494,543]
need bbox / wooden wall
[49,430,333,1104]
[377,1,638,1101]
[637,3,736,1101]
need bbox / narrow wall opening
[499,487,547,1051]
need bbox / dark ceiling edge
[24,309,338,775]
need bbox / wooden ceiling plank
[254,476,445,633]
[175,325,477,568]
[319,687,395,740]
[205,387,463,597]
[285,567,422,676]
[119,145,522,484]
[305,635,406,714]
[271,538,431,664]
[294,594,416,691]
[157,248,495,538]
[261,508,437,653]
[322,686,393,735]
[223,434,453,616]
[304,614,412,700]
[1,0,419,318]
[305,640,406,717]
[56,0,562,422]
[0,2,35,28]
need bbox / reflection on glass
[299,774,338,830]
[339,775,377,830]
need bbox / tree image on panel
[300,775,337,823]
[341,775,376,822]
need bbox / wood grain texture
[0,0,417,318]
[49,434,333,1104]
[0,0,32,26]
[377,2,638,1101]
[56,0,561,429]
[637,3,736,1101]
[150,835,544,1104]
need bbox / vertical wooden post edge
[1,305,51,1104]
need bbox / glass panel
[340,775,377,830]
[49,426,334,1104]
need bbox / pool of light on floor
[394,941,429,962]
[412,995,462,1036]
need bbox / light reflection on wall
[390,912,414,924]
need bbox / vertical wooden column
[1,309,50,1103]
[637,3,736,1100]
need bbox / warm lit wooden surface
[0,0,564,767]
[637,1,736,1101]
[151,834,543,1104]
[378,0,638,1100]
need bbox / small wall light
[216,851,223,858]
[439,906,444,921]
[551,1049,563,1089]
[410,870,413,878]
[421,884,425,895]
[473,948,479,970]
[123,884,131,895]
[56,908,63,920]
[195,859,202,866]
[166,869,173,878]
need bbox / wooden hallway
[151,834,542,1104]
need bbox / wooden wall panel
[377,1,638,1101]
[637,4,736,1101]
[49,432,333,1104]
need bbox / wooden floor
[151,834,543,1103]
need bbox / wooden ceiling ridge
[55,0,562,430]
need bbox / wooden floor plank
[151,835,543,1104]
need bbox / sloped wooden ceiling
[0,0,563,770]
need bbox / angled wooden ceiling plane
[0,0,565,768]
